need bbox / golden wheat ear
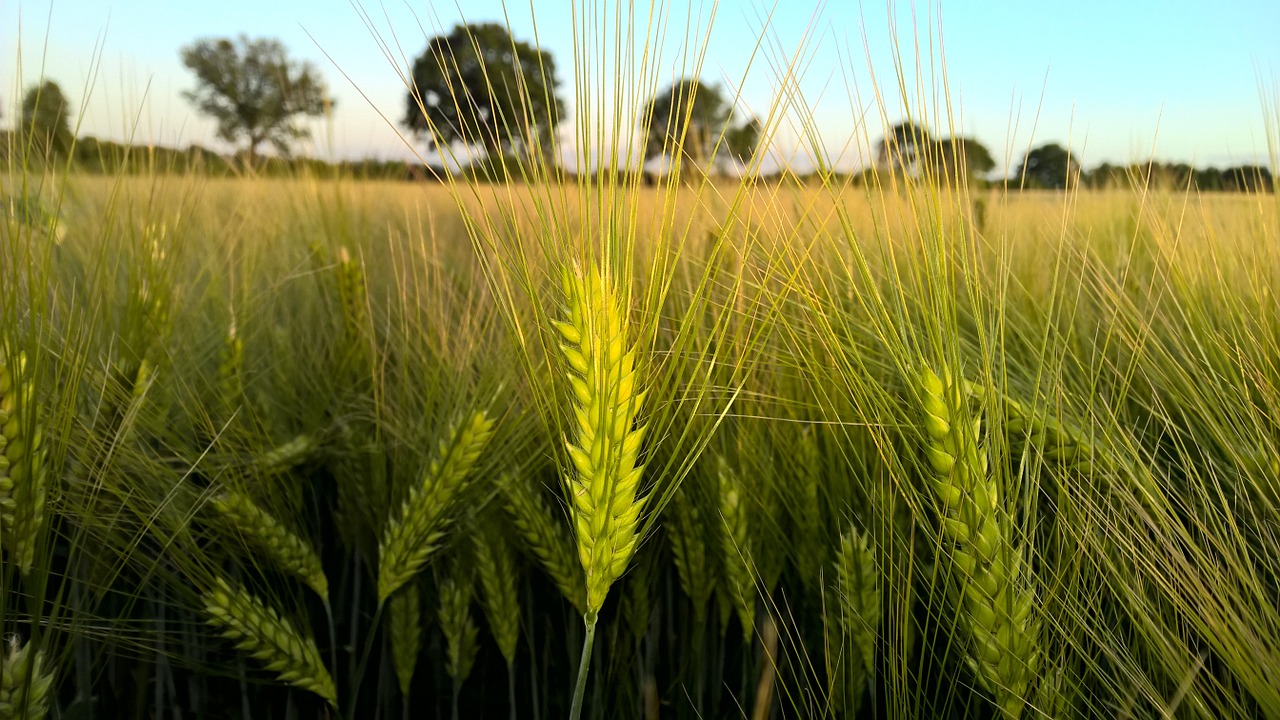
[555,266,649,618]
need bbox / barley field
[2,161,1280,720]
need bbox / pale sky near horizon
[1,0,1277,173]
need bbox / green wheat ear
[0,347,49,575]
[555,266,648,618]
[211,490,329,602]
[377,409,495,602]
[202,577,337,707]
[918,367,1040,719]
[0,635,55,720]
[388,583,423,699]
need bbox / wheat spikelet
[211,490,329,602]
[794,428,826,588]
[472,523,520,664]
[387,583,423,699]
[0,348,47,575]
[830,529,879,713]
[256,434,316,474]
[439,567,480,685]
[217,318,244,405]
[555,266,648,617]
[501,475,587,612]
[919,367,1039,719]
[666,482,714,624]
[0,635,54,720]
[715,453,755,641]
[965,381,1113,476]
[202,576,337,707]
[377,409,494,602]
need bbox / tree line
[3,24,1272,192]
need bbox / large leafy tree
[1017,142,1081,189]
[20,80,74,160]
[180,36,329,166]
[932,137,995,185]
[875,120,932,174]
[403,22,564,164]
[640,78,759,174]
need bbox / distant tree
[1017,143,1080,189]
[1223,165,1274,193]
[1194,167,1225,191]
[640,78,758,176]
[931,136,995,185]
[723,114,762,166]
[875,121,932,175]
[403,22,564,167]
[20,80,74,160]
[180,36,330,167]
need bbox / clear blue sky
[2,0,1277,172]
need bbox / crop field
[2,162,1278,720]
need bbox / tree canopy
[875,121,932,174]
[1018,143,1081,189]
[402,22,564,165]
[180,36,329,167]
[933,137,995,184]
[640,78,760,175]
[20,80,74,160]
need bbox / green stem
[568,614,597,720]
[508,660,518,720]
[345,602,385,720]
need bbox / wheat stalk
[0,635,54,720]
[202,576,337,707]
[501,475,588,613]
[377,409,494,602]
[211,490,329,602]
[387,583,423,699]
[919,367,1040,719]
[0,348,48,575]
[472,523,520,665]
